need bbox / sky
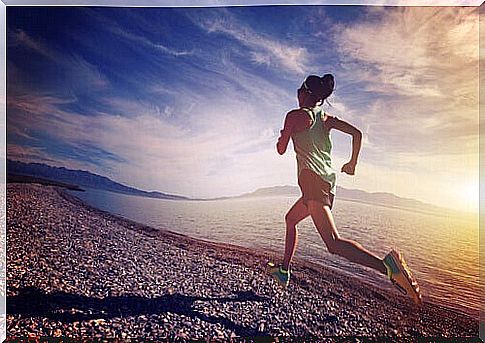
[6,5,480,213]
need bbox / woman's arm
[328,116,362,175]
[277,109,314,154]
[276,112,295,155]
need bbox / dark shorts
[298,169,335,210]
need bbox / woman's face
[297,85,309,107]
[298,84,320,108]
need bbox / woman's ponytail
[320,74,334,100]
[303,74,335,103]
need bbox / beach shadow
[8,287,270,337]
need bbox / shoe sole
[389,251,422,305]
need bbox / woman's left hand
[341,161,356,175]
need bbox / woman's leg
[282,197,310,270]
[307,200,387,275]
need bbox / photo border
[1,1,482,341]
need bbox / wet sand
[6,183,480,340]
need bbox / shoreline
[63,185,480,318]
[6,183,480,339]
[61,186,479,320]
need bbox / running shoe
[383,249,422,305]
[268,262,290,287]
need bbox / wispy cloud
[189,9,310,75]
[318,6,479,212]
[7,125,38,141]
[8,144,57,164]
[7,91,286,196]
[7,143,106,172]
[81,8,194,57]
[327,7,478,155]
[111,26,194,57]
[6,6,479,212]
[8,29,54,59]
[333,7,478,98]
[7,8,300,197]
[8,29,110,91]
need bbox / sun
[460,181,479,213]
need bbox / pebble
[5,184,479,339]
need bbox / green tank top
[292,107,337,195]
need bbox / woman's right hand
[276,130,290,155]
[341,161,356,175]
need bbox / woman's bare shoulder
[287,108,309,117]
[287,108,313,133]
[323,111,340,124]
[323,111,338,120]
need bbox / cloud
[6,143,106,173]
[7,144,56,164]
[8,144,66,166]
[7,125,38,141]
[81,8,193,57]
[6,6,479,212]
[325,7,478,157]
[250,51,271,66]
[6,8,302,197]
[7,91,287,196]
[8,29,110,91]
[111,26,194,57]
[307,6,479,212]
[333,7,478,98]
[189,9,310,75]
[8,29,54,59]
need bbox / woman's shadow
[8,287,271,337]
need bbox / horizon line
[6,158,479,215]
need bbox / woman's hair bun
[304,74,334,100]
[321,74,334,90]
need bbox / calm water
[68,188,480,318]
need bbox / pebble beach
[6,183,481,340]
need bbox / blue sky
[6,6,479,212]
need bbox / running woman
[270,74,422,305]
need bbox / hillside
[7,159,188,200]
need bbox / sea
[67,187,480,319]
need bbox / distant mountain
[237,185,452,215]
[7,159,189,200]
[236,185,300,198]
[7,173,84,191]
[7,159,463,216]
